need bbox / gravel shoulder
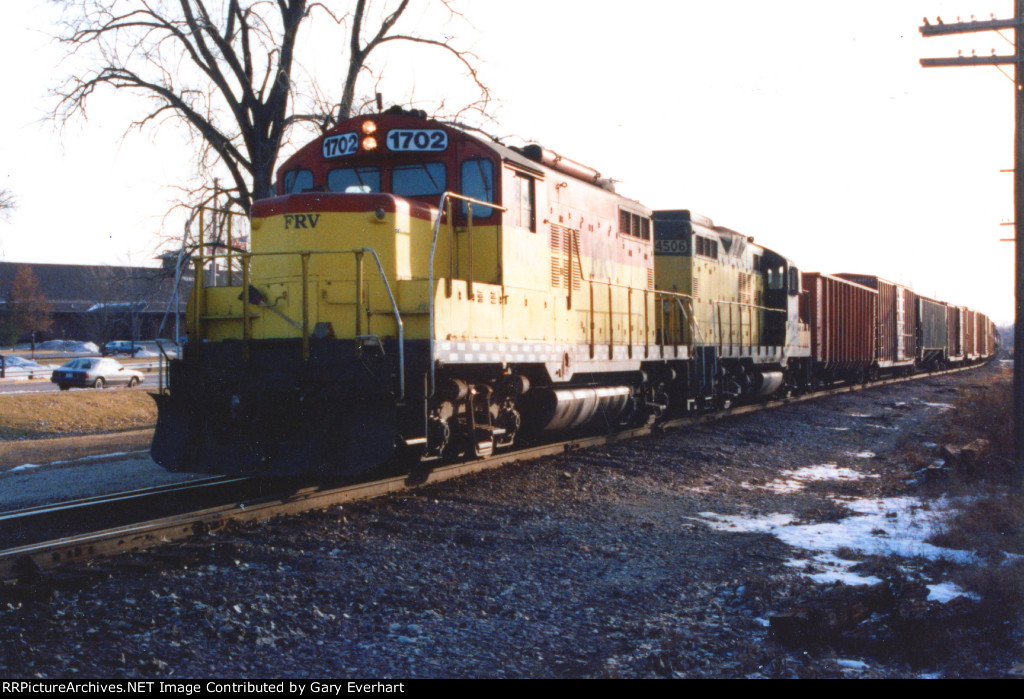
[1,366,1019,678]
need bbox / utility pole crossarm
[921,55,1018,67]
[920,17,1023,36]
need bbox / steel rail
[0,362,986,582]
[0,476,245,522]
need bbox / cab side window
[788,266,801,295]
[510,171,535,232]
[460,158,494,217]
[283,169,313,194]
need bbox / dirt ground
[0,366,1020,678]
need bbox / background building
[0,261,189,345]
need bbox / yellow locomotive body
[653,210,811,401]
[155,111,698,476]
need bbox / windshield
[328,167,381,193]
[392,162,447,197]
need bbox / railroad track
[0,475,248,550]
[0,363,985,582]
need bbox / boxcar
[916,296,948,370]
[945,302,964,364]
[801,272,877,383]
[965,309,978,360]
[835,274,916,375]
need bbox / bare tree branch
[0,189,14,222]
[51,0,493,232]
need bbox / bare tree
[10,266,53,350]
[0,189,14,222]
[51,0,492,216]
[76,264,171,345]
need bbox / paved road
[0,374,160,395]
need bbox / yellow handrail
[191,247,406,400]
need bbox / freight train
[151,108,998,477]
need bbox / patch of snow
[696,496,978,587]
[46,450,148,466]
[2,356,43,368]
[828,427,851,431]
[926,582,980,603]
[922,402,954,410]
[744,464,874,494]
[753,617,770,628]
[786,554,882,587]
[37,340,100,353]
[696,511,795,532]
[836,659,870,670]
[844,451,876,458]
[3,450,150,474]
[922,442,938,448]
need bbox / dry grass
[931,494,1024,557]
[0,389,157,440]
[940,367,1014,476]
[923,365,1024,641]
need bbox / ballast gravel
[0,366,1019,678]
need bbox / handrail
[154,340,176,394]
[710,299,787,314]
[427,191,508,399]
[709,298,787,355]
[193,247,405,401]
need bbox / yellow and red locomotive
[151,108,992,477]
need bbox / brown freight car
[916,295,949,370]
[801,272,877,384]
[965,308,978,360]
[976,312,992,358]
[945,303,964,364]
[836,274,916,374]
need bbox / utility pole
[921,5,1024,486]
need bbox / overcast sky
[0,1,1015,323]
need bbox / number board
[387,129,448,152]
[323,132,359,159]
[654,239,690,256]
